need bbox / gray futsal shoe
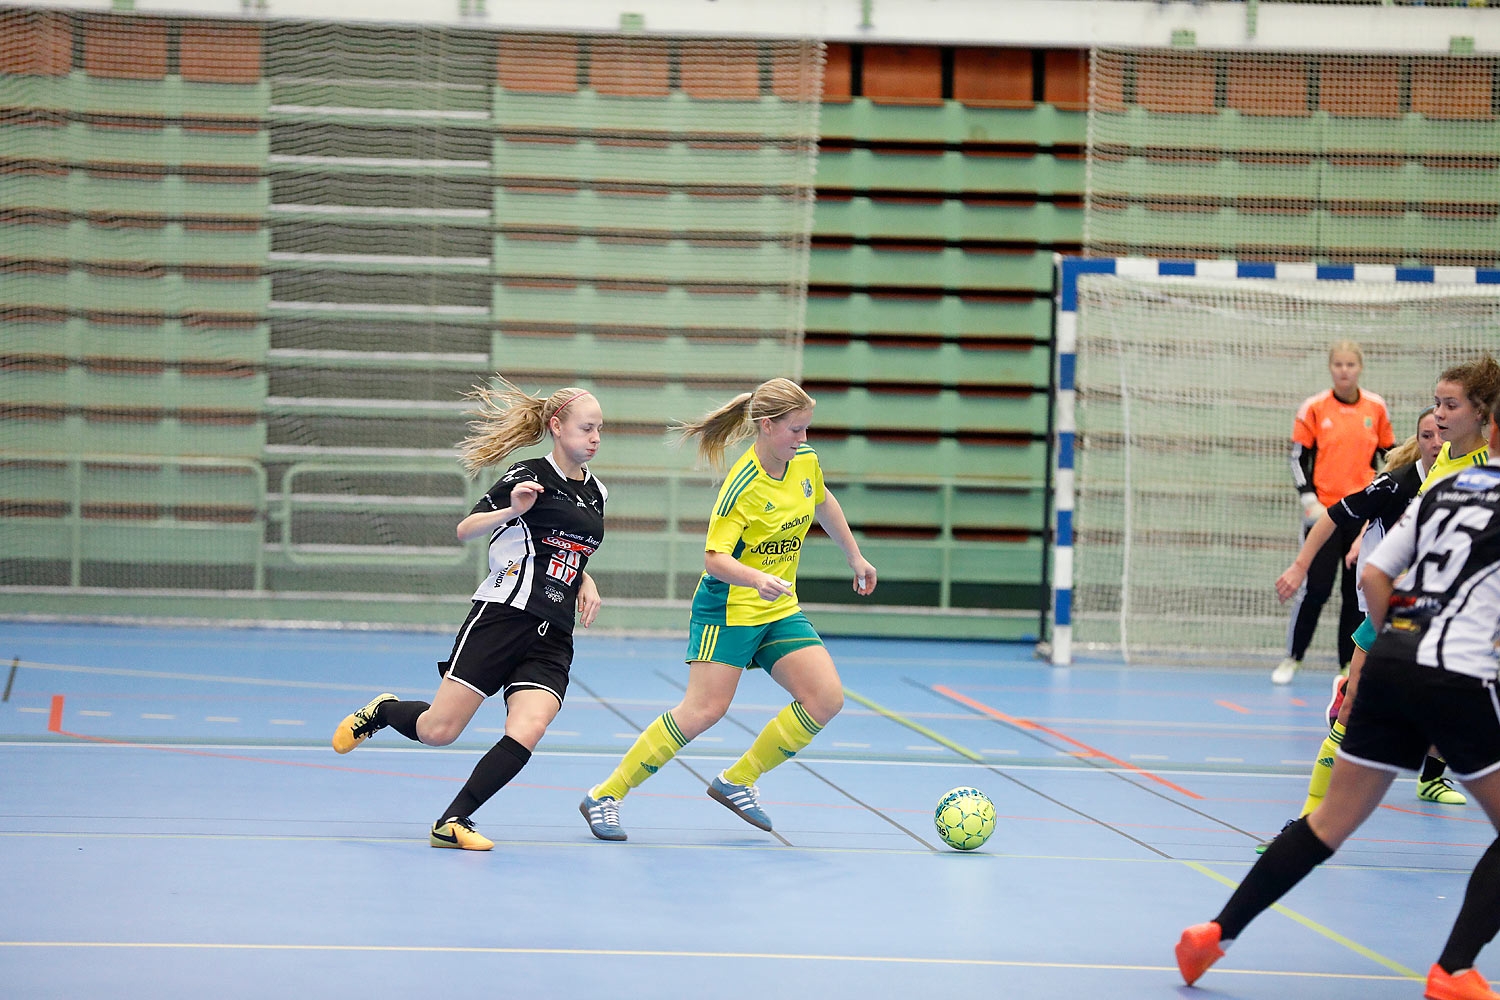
[579,792,627,841]
[708,772,773,831]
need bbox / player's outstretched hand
[509,480,544,517]
[851,558,877,596]
[577,573,602,628]
[1275,563,1306,603]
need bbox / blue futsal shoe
[579,792,627,841]
[708,772,773,831]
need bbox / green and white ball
[934,786,996,851]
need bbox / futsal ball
[933,786,996,851]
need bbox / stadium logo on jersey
[1454,469,1500,492]
[801,477,812,498]
[545,535,598,556]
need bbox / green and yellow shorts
[686,611,824,671]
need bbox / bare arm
[815,488,877,596]
[1361,565,1395,632]
[704,550,794,602]
[1274,509,1337,602]
[455,481,544,542]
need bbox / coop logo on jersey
[801,477,812,498]
[545,535,598,556]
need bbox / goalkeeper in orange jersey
[1275,340,1394,684]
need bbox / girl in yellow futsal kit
[579,378,877,841]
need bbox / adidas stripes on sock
[591,712,690,802]
[723,701,823,787]
[1300,721,1345,816]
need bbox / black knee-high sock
[439,736,532,823]
[1438,838,1500,974]
[1215,816,1334,941]
[1421,755,1448,784]
[378,700,428,742]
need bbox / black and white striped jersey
[469,455,607,632]
[1366,464,1500,680]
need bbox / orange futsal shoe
[1426,964,1500,1000]
[430,816,493,851]
[1175,922,1225,986]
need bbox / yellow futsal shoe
[331,693,397,754]
[1419,777,1469,805]
[430,816,493,851]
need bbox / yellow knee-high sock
[1300,721,1345,816]
[591,712,690,801]
[723,701,822,787]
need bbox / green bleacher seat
[813,197,1082,244]
[815,149,1084,196]
[805,291,1052,337]
[802,339,1049,387]
[809,245,1052,291]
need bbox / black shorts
[1339,653,1500,780]
[438,601,573,706]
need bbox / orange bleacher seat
[0,10,72,76]
[1412,57,1495,121]
[816,42,853,103]
[497,36,579,94]
[1320,56,1400,117]
[681,41,760,100]
[1227,57,1309,117]
[1044,49,1089,111]
[1135,52,1216,114]
[862,44,942,105]
[179,24,261,84]
[953,48,1032,108]
[83,16,168,80]
[589,38,670,97]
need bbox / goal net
[1051,256,1500,666]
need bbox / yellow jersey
[691,444,826,626]
[1420,441,1491,494]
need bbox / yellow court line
[842,686,984,762]
[0,941,1413,978]
[1179,860,1422,981]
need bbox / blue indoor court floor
[0,622,1487,998]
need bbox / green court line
[1179,859,1422,981]
[0,940,1413,978]
[842,686,984,762]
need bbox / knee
[505,715,550,749]
[802,687,843,727]
[673,697,729,740]
[418,715,463,747]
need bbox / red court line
[931,684,1204,800]
[1379,803,1493,824]
[1215,700,1250,715]
[1290,697,1308,707]
[47,694,64,733]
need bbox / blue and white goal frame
[1047,254,1500,666]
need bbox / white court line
[1130,754,1168,760]
[79,710,111,717]
[268,720,305,726]
[833,741,870,748]
[14,707,46,714]
[1206,757,1245,763]
[205,717,240,723]
[981,749,1018,755]
[140,714,175,720]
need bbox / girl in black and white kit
[331,378,607,851]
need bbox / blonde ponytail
[457,376,592,477]
[674,377,816,469]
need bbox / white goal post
[1049,256,1500,666]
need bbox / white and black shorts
[438,601,573,706]
[1339,653,1500,781]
